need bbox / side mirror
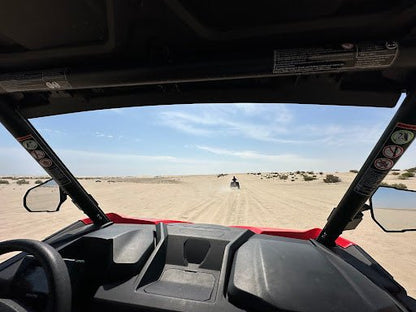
[370,186,416,232]
[23,179,67,212]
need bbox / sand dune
[1,172,415,297]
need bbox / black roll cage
[0,84,415,245]
[317,89,416,245]
[0,98,110,226]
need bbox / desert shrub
[35,180,43,184]
[16,179,29,185]
[406,167,416,173]
[295,171,300,175]
[279,175,288,180]
[349,169,359,173]
[390,183,408,190]
[0,179,9,184]
[307,171,314,175]
[303,175,316,181]
[380,182,390,187]
[319,172,323,175]
[391,172,400,175]
[323,174,341,183]
[398,172,414,180]
[291,179,295,182]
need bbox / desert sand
[1,171,415,297]
[372,208,416,230]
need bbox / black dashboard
[0,222,411,312]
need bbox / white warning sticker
[382,145,404,159]
[273,41,398,75]
[22,139,38,150]
[374,158,394,171]
[354,121,416,196]
[14,133,71,185]
[391,130,414,145]
[39,158,53,168]
[30,149,45,160]
[0,69,72,92]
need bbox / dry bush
[323,174,341,183]
[390,183,408,190]
[303,175,316,181]
[16,179,29,185]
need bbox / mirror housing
[23,179,67,212]
[369,186,416,232]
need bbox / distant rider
[232,176,237,183]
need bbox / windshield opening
[3,99,416,228]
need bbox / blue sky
[373,186,416,210]
[1,95,415,176]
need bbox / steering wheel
[0,239,71,312]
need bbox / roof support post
[318,90,416,246]
[0,97,110,226]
